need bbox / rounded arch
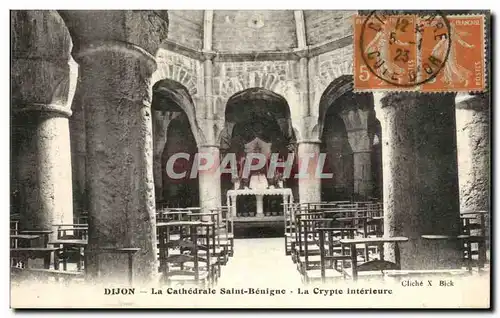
[217,87,297,147]
[213,66,303,140]
[315,75,374,140]
[152,52,199,98]
[316,75,353,137]
[225,87,291,121]
[152,79,203,145]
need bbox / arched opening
[152,79,200,208]
[318,76,382,201]
[220,88,296,236]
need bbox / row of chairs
[285,201,388,283]
[155,206,234,287]
[283,202,489,283]
[284,201,383,256]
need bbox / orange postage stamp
[354,11,486,93]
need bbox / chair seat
[305,268,344,280]
[183,258,219,269]
[219,239,232,246]
[165,271,209,281]
[198,246,225,255]
[294,245,344,255]
[298,254,322,263]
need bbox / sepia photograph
[8,7,491,309]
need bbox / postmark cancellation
[354,11,487,93]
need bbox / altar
[226,188,294,225]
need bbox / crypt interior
[10,10,490,287]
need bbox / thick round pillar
[13,110,74,234]
[297,141,321,205]
[345,129,373,199]
[198,145,222,213]
[352,150,372,198]
[72,42,158,284]
[378,93,462,270]
[69,90,87,215]
[455,94,490,214]
[11,10,74,237]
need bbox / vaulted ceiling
[166,10,356,52]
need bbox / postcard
[10,9,490,309]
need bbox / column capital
[59,10,168,57]
[297,139,322,145]
[198,144,221,150]
[13,103,72,118]
[202,50,217,61]
[11,11,73,112]
[73,40,157,75]
[71,40,157,105]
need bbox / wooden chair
[294,213,336,280]
[292,211,323,265]
[188,211,225,275]
[156,209,192,223]
[283,202,298,256]
[339,236,409,281]
[305,226,356,283]
[10,220,19,235]
[211,207,234,258]
[51,224,89,271]
[460,211,489,270]
[157,221,213,287]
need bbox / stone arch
[310,51,354,113]
[213,64,302,140]
[313,74,354,139]
[218,87,296,148]
[152,79,203,145]
[152,52,199,98]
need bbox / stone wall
[153,49,203,97]
[152,49,204,106]
[212,60,301,124]
[304,10,356,46]
[212,11,297,51]
[309,45,354,117]
[167,10,204,50]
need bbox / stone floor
[217,237,302,288]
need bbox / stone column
[376,93,463,270]
[256,195,264,217]
[455,93,490,214]
[70,87,87,216]
[348,131,372,198]
[60,10,168,285]
[340,110,373,199]
[297,141,322,205]
[198,145,222,214]
[11,11,74,236]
